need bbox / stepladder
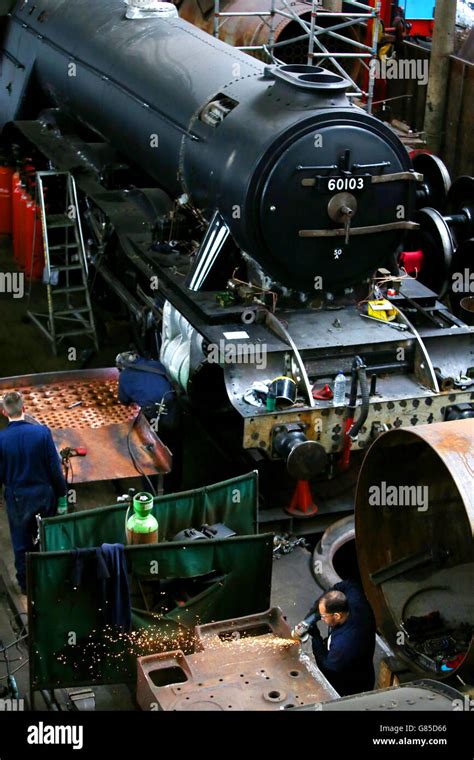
[27,171,99,356]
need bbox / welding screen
[27,533,273,692]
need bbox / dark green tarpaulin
[41,472,258,552]
[28,534,273,692]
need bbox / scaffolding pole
[212,0,381,111]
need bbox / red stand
[285,480,318,518]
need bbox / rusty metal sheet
[136,607,337,710]
[179,0,312,59]
[0,369,172,482]
[355,419,474,681]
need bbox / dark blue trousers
[4,484,56,591]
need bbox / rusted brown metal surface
[178,0,361,76]
[136,607,337,709]
[0,369,172,482]
[355,419,474,680]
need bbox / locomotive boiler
[0,0,472,515]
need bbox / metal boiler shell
[355,419,474,678]
[3,0,414,290]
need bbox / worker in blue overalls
[0,391,67,594]
[292,580,376,696]
[116,351,180,490]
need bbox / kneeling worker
[292,579,376,696]
[116,351,177,432]
[0,391,67,594]
[116,351,180,489]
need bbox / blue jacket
[309,580,376,696]
[118,357,173,410]
[0,420,67,503]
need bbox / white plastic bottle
[333,371,346,406]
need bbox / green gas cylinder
[126,492,158,545]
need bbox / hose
[349,360,369,441]
[340,355,366,470]
[124,503,131,545]
[127,410,157,496]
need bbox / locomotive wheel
[411,207,455,298]
[411,151,451,212]
[445,176,474,245]
[312,515,355,591]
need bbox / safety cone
[285,480,318,518]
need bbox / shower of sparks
[54,624,298,673]
[55,624,197,672]
[201,634,297,653]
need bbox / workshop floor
[0,233,386,710]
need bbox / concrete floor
[0,233,388,710]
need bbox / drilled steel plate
[0,369,172,482]
[137,608,337,710]
[1,378,138,429]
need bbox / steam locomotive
[0,0,472,515]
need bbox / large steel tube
[179,0,314,63]
[0,0,414,292]
[355,419,474,679]
[178,0,362,77]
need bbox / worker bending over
[0,392,67,594]
[116,351,177,432]
[293,580,376,696]
[116,351,180,490]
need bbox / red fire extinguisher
[0,166,14,235]
[17,188,30,270]
[24,199,44,280]
[12,176,24,264]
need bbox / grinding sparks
[54,625,297,675]
[202,634,296,653]
[55,624,197,673]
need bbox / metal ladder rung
[56,329,97,338]
[54,265,83,272]
[49,243,79,251]
[46,214,76,228]
[54,308,93,316]
[52,286,87,294]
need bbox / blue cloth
[0,421,67,590]
[72,543,131,632]
[309,580,376,696]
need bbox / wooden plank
[454,62,474,177]
[442,57,465,178]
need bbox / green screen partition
[28,534,273,693]
[41,472,258,552]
